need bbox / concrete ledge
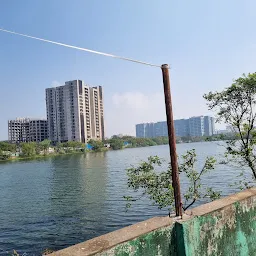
[48,188,256,256]
[180,188,256,255]
[185,187,256,217]
[49,216,174,256]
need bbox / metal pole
[161,64,182,216]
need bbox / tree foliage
[39,139,51,154]
[21,142,36,157]
[124,149,220,213]
[88,139,104,151]
[0,142,16,152]
[109,139,123,150]
[0,149,11,160]
[62,141,84,149]
[104,135,171,150]
[204,73,256,184]
[179,150,220,210]
[151,137,169,145]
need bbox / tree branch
[183,198,196,211]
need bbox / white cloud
[112,92,150,110]
[51,80,62,87]
[105,91,166,137]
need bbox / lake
[0,142,248,255]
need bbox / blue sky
[1,0,256,140]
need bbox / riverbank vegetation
[100,133,235,151]
[0,140,85,161]
[0,133,237,161]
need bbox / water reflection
[46,153,109,250]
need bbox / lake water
[0,142,249,255]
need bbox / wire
[0,28,166,68]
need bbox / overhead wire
[0,28,165,68]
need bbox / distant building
[188,116,205,137]
[136,123,155,138]
[46,80,104,143]
[203,116,215,136]
[29,119,48,142]
[174,119,189,137]
[136,123,146,138]
[8,118,30,143]
[8,118,48,143]
[154,121,168,137]
[145,123,155,138]
[135,116,215,138]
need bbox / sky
[1,0,256,140]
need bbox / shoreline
[0,141,223,164]
[0,151,85,163]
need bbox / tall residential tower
[45,80,104,143]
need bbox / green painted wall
[97,225,176,256]
[96,196,256,256]
[180,198,256,256]
[49,190,256,256]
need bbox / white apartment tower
[45,80,104,143]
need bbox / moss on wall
[97,226,176,256]
[49,189,256,256]
[180,197,256,256]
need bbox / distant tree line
[177,133,237,143]
[0,140,85,160]
[89,133,237,152]
[0,133,238,159]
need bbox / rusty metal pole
[161,64,182,217]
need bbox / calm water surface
[0,142,248,255]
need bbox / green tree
[21,142,36,157]
[88,139,104,151]
[39,139,51,155]
[124,149,220,213]
[152,137,169,145]
[0,149,10,160]
[35,143,42,155]
[62,141,84,151]
[0,142,16,152]
[110,139,123,150]
[204,73,256,184]
[56,142,65,153]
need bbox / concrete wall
[49,188,256,256]
[179,188,256,255]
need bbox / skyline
[136,116,215,138]
[1,0,256,140]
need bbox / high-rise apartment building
[175,119,190,137]
[8,118,48,143]
[136,123,155,138]
[135,123,146,138]
[203,116,215,136]
[154,121,168,137]
[188,116,205,137]
[136,116,215,138]
[46,80,104,143]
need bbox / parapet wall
[179,188,256,255]
[49,188,256,256]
